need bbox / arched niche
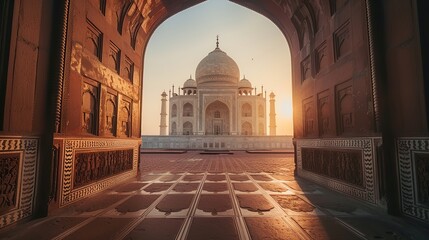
[183,121,193,135]
[241,122,252,135]
[242,103,252,117]
[171,104,177,117]
[183,103,193,117]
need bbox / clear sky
[141,0,293,135]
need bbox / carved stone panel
[0,137,38,228]
[0,153,20,215]
[303,97,315,137]
[415,153,429,207]
[301,55,311,82]
[334,21,351,61]
[108,41,120,73]
[315,42,328,73]
[336,80,354,135]
[105,93,117,136]
[122,56,134,82]
[74,149,133,188]
[397,138,429,222]
[318,92,330,136]
[82,82,99,135]
[85,20,102,61]
[296,138,378,204]
[119,99,131,137]
[60,138,138,207]
[301,148,364,187]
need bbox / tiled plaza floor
[1,152,428,240]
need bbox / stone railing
[141,135,293,150]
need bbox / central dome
[195,47,240,87]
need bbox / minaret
[269,92,277,136]
[159,91,168,135]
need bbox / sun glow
[278,99,293,119]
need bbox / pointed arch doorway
[205,100,230,135]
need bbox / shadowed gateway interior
[0,0,429,239]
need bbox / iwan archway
[205,100,231,135]
[1,0,428,229]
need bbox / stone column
[160,91,168,135]
[269,92,276,136]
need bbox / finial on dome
[243,74,246,79]
[216,35,219,49]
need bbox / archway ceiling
[132,0,330,52]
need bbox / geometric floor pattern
[1,152,428,239]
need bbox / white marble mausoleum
[159,38,277,136]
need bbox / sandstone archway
[2,0,428,227]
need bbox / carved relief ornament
[203,95,232,109]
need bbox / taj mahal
[159,38,277,136]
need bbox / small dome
[239,78,252,89]
[183,77,197,88]
[195,47,240,87]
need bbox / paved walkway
[1,152,428,239]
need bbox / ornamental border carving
[396,138,429,222]
[203,95,232,109]
[296,138,380,204]
[60,138,138,207]
[0,137,38,228]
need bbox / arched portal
[4,0,423,229]
[205,100,230,135]
[63,0,382,217]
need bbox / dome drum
[196,74,239,87]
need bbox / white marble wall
[141,135,293,150]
